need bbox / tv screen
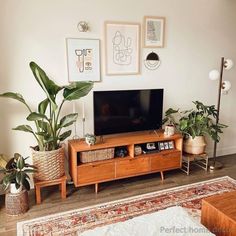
[93,89,164,136]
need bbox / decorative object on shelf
[104,21,140,75]
[162,108,179,137]
[208,57,234,171]
[0,62,93,181]
[85,134,96,146]
[143,16,165,48]
[80,148,115,163]
[164,125,175,137]
[134,145,142,156]
[158,142,165,151]
[168,141,175,149]
[0,153,37,215]
[77,21,89,32]
[66,38,100,82]
[158,141,174,150]
[115,146,128,158]
[144,51,161,70]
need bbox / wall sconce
[77,21,89,32]
[209,57,234,171]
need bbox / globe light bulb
[209,70,220,80]
[222,80,231,92]
[224,59,234,70]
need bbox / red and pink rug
[17,176,236,235]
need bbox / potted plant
[0,153,37,215]
[0,62,93,181]
[162,108,179,136]
[0,153,37,193]
[165,101,227,154]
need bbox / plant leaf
[29,62,62,110]
[16,155,25,170]
[0,92,27,104]
[38,98,49,114]
[63,82,93,101]
[23,179,30,191]
[27,112,48,121]
[13,125,34,133]
[59,130,72,141]
[59,113,78,128]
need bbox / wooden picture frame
[104,21,141,75]
[66,38,100,82]
[143,16,165,48]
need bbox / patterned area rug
[17,176,236,235]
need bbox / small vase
[164,125,175,136]
[10,183,22,194]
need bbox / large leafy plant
[0,62,93,151]
[0,153,37,191]
[163,101,227,142]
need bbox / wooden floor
[0,154,236,236]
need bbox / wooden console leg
[61,180,66,199]
[160,171,164,181]
[95,183,99,194]
[35,185,41,204]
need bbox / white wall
[0,0,236,158]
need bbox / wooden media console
[68,131,183,193]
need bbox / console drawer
[151,151,181,171]
[77,162,115,184]
[116,157,149,178]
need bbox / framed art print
[105,21,140,75]
[143,16,165,48]
[66,38,100,82]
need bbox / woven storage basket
[5,190,29,215]
[31,146,65,181]
[80,148,114,163]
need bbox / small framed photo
[66,38,100,82]
[105,21,141,75]
[168,141,174,149]
[164,142,169,150]
[158,142,165,151]
[143,16,165,48]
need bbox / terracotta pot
[31,146,65,181]
[183,136,206,154]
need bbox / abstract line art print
[66,38,100,82]
[105,22,140,75]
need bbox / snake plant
[0,62,93,151]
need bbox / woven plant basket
[31,146,65,181]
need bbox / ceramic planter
[164,125,175,136]
[10,183,22,194]
[184,136,206,154]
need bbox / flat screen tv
[93,89,163,136]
